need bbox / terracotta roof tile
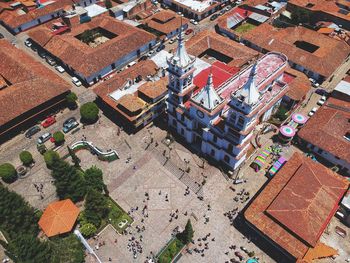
[29,16,156,78]
[186,30,258,68]
[144,10,188,35]
[245,152,349,259]
[242,24,350,78]
[117,94,145,113]
[0,0,73,28]
[298,97,350,163]
[138,77,167,99]
[0,39,70,127]
[285,68,311,101]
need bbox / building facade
[166,29,289,171]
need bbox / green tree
[105,0,112,9]
[68,146,81,168]
[19,151,33,166]
[291,9,310,24]
[51,159,86,202]
[44,150,60,169]
[53,131,65,145]
[85,166,105,192]
[84,189,109,227]
[177,219,194,244]
[50,235,84,263]
[0,184,39,239]
[80,223,97,238]
[0,163,17,184]
[275,105,288,121]
[4,234,57,263]
[66,92,78,109]
[80,102,99,124]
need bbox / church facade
[166,29,290,171]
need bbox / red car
[185,29,193,35]
[41,116,56,128]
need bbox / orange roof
[317,27,334,34]
[38,199,80,237]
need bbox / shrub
[53,131,65,145]
[19,151,33,166]
[105,0,112,8]
[80,223,97,238]
[43,150,60,169]
[66,92,78,109]
[0,163,17,183]
[80,102,99,124]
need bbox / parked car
[24,40,32,47]
[315,88,328,96]
[210,14,219,21]
[317,95,327,106]
[156,44,165,52]
[169,38,176,44]
[38,51,46,58]
[190,19,198,25]
[63,117,79,133]
[55,65,65,73]
[185,28,193,35]
[46,56,56,66]
[308,107,318,117]
[37,132,52,144]
[25,125,41,138]
[72,77,82,87]
[219,9,226,15]
[0,33,4,39]
[41,116,56,128]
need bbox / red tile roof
[0,0,73,28]
[144,10,188,35]
[298,97,350,163]
[242,24,350,78]
[284,68,311,101]
[193,62,237,90]
[0,39,70,127]
[288,0,350,24]
[28,16,156,78]
[245,152,349,260]
[186,30,258,68]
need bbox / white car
[308,107,318,117]
[72,77,82,87]
[169,38,176,44]
[24,40,32,47]
[190,19,198,25]
[55,66,65,73]
[37,132,52,144]
[317,95,327,106]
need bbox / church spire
[241,62,260,105]
[192,67,223,111]
[171,23,194,68]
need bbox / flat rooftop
[173,0,211,12]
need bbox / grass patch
[234,22,256,34]
[106,198,133,233]
[157,238,185,263]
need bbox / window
[172,119,177,127]
[213,135,217,143]
[224,155,230,163]
[238,116,245,125]
[210,149,215,157]
[228,144,233,153]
